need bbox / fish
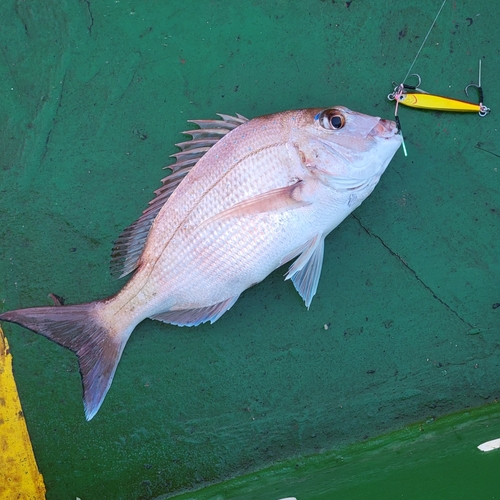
[0,106,402,420]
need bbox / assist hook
[464,60,490,117]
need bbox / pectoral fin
[200,181,309,229]
[284,233,325,309]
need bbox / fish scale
[0,106,402,420]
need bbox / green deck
[169,403,500,500]
[0,1,499,498]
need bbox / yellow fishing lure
[388,61,490,117]
[396,91,484,113]
[386,61,490,157]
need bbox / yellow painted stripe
[399,93,481,112]
[0,326,46,499]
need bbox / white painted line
[478,438,500,452]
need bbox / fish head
[292,106,402,188]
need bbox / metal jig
[388,61,490,117]
[388,61,490,157]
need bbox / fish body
[0,106,402,419]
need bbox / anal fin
[150,295,240,327]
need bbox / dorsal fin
[110,113,249,278]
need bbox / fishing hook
[387,74,422,101]
[464,60,490,117]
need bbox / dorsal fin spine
[109,113,249,279]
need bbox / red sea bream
[0,106,402,419]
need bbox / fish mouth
[368,119,399,138]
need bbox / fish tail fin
[0,302,130,420]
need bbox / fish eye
[316,109,346,130]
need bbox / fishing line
[393,0,448,156]
[402,0,448,84]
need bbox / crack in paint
[40,70,68,166]
[82,0,95,35]
[351,214,474,329]
[475,144,500,159]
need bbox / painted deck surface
[0,1,499,498]
[169,403,500,500]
